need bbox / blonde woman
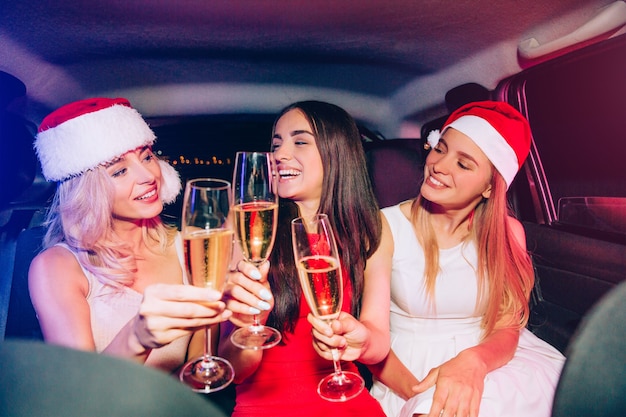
[309,101,566,417]
[29,98,231,372]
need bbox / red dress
[232,269,385,417]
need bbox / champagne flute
[179,178,235,393]
[229,151,282,350]
[291,214,365,402]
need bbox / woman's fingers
[139,284,232,329]
[307,314,334,337]
[234,260,265,281]
[224,263,274,315]
[130,283,237,348]
[140,297,230,324]
[145,283,223,303]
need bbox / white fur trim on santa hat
[427,129,441,150]
[35,104,156,182]
[158,160,182,204]
[443,115,519,187]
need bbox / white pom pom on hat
[35,97,181,203]
[426,101,532,189]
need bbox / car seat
[0,339,227,417]
[551,280,626,416]
[0,71,54,340]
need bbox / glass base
[230,324,282,350]
[179,355,234,393]
[317,371,365,402]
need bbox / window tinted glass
[517,35,626,236]
[149,114,275,222]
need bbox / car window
[504,35,626,239]
[149,114,275,222]
[150,114,382,223]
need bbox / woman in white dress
[308,101,565,417]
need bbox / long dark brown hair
[267,101,382,334]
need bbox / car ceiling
[0,0,617,136]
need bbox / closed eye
[457,161,471,170]
[271,139,282,151]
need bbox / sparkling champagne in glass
[179,178,235,393]
[291,214,365,402]
[230,151,282,350]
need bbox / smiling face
[421,127,494,211]
[105,146,165,223]
[271,108,324,216]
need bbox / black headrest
[445,82,491,113]
[420,115,448,141]
[365,139,425,208]
[420,82,492,139]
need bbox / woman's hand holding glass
[133,283,231,349]
[224,261,274,329]
[291,214,365,402]
[229,151,282,350]
[307,311,370,363]
[178,178,235,393]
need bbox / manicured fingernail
[250,269,262,280]
[248,306,261,315]
[260,289,272,301]
[257,301,271,311]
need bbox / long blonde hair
[411,172,534,336]
[43,165,176,288]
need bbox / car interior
[1,1,625,415]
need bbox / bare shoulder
[29,246,95,348]
[365,212,394,273]
[398,200,412,219]
[30,245,81,274]
[29,245,89,297]
[506,216,527,250]
[378,210,394,255]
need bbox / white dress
[56,233,191,373]
[370,204,565,417]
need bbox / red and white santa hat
[427,100,532,189]
[35,97,181,203]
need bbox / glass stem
[204,325,211,359]
[331,348,343,375]
[250,261,263,328]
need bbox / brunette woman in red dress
[220,101,388,416]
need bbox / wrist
[131,315,162,351]
[457,347,489,375]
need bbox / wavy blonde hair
[411,172,534,336]
[43,165,176,288]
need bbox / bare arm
[368,349,420,400]
[29,246,231,364]
[29,247,97,350]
